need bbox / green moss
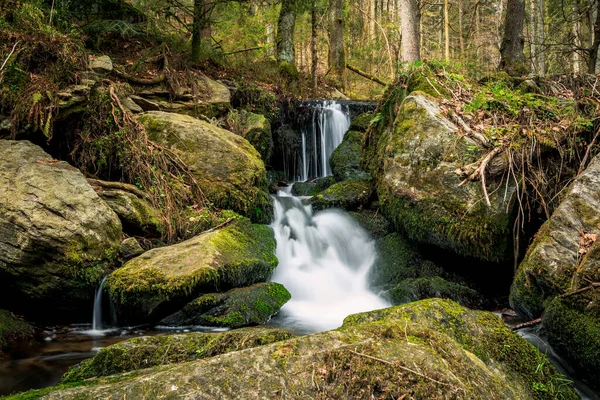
[544,298,600,388]
[0,309,34,350]
[160,283,291,328]
[348,209,392,239]
[291,176,336,196]
[311,179,374,211]
[388,276,483,308]
[329,130,371,182]
[349,113,373,132]
[61,327,294,383]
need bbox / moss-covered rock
[61,327,293,383]
[31,299,577,399]
[366,93,514,262]
[510,153,600,389]
[348,209,392,239]
[0,140,122,321]
[329,130,371,182]
[0,309,34,351]
[230,110,273,164]
[290,176,336,196]
[105,219,278,324]
[388,276,482,308]
[98,190,162,237]
[160,282,290,328]
[137,111,272,223]
[311,179,374,211]
[348,112,372,132]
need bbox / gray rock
[122,97,143,114]
[98,189,161,236]
[119,237,144,260]
[129,95,160,112]
[89,55,113,74]
[0,141,122,320]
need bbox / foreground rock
[0,141,122,320]
[106,218,277,324]
[138,111,272,223]
[365,93,513,262]
[510,153,600,388]
[62,327,293,383]
[97,190,162,237]
[160,282,290,328]
[29,299,577,399]
[0,309,34,352]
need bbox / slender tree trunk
[535,0,545,74]
[312,0,318,89]
[400,0,421,62]
[266,24,275,57]
[458,0,465,57]
[329,0,346,89]
[192,0,211,63]
[370,0,376,41]
[589,1,600,73]
[573,0,582,73]
[499,0,527,75]
[444,0,450,61]
[277,0,297,65]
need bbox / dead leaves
[578,228,598,258]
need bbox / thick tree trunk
[499,0,527,75]
[312,0,318,90]
[329,0,346,88]
[277,0,297,65]
[191,0,211,63]
[400,0,421,62]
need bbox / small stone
[89,55,113,74]
[123,97,144,114]
[119,237,144,260]
[130,95,160,111]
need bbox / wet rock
[329,130,371,182]
[160,282,290,328]
[0,309,34,352]
[291,176,336,197]
[106,218,277,324]
[0,141,122,320]
[311,179,374,211]
[229,110,273,163]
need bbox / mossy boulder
[348,112,372,132]
[105,219,278,324]
[366,93,514,262]
[98,190,162,237]
[291,176,336,196]
[32,299,577,399]
[61,327,294,383]
[348,209,392,239]
[0,309,34,351]
[388,276,482,308]
[510,153,600,388]
[311,179,374,211]
[160,282,291,328]
[138,111,272,223]
[0,140,122,321]
[230,110,273,163]
[329,130,371,182]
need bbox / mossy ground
[0,309,34,350]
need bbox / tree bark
[444,0,450,61]
[191,0,211,63]
[329,0,346,89]
[499,0,528,75]
[277,0,297,65]
[458,0,465,57]
[535,0,546,75]
[400,0,421,62]
[312,0,318,90]
[573,0,582,73]
[589,2,600,73]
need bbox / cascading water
[270,192,389,333]
[92,275,108,331]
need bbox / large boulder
[510,153,600,387]
[0,141,122,321]
[31,299,577,399]
[0,309,34,352]
[62,327,293,383]
[105,218,278,324]
[160,282,290,328]
[366,93,513,262]
[138,111,272,223]
[229,110,273,163]
[97,190,162,237]
[329,130,371,181]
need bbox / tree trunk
[499,0,527,75]
[370,0,376,41]
[589,1,600,73]
[277,0,297,65]
[458,0,465,57]
[329,0,346,89]
[444,0,450,61]
[191,0,211,63]
[400,0,421,62]
[312,0,318,90]
[535,0,545,75]
[573,0,582,73]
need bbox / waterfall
[92,275,107,331]
[270,192,389,333]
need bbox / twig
[448,111,492,148]
[224,46,263,56]
[578,125,600,176]
[459,146,505,207]
[348,350,459,390]
[425,77,443,97]
[0,41,20,72]
[87,178,150,199]
[560,282,600,298]
[346,64,388,86]
[511,317,542,330]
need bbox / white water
[82,276,117,336]
[271,191,389,333]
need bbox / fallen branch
[348,350,459,390]
[224,46,262,56]
[511,317,542,330]
[447,110,492,148]
[87,178,150,199]
[560,282,600,298]
[0,41,20,72]
[578,125,600,175]
[459,146,505,206]
[346,64,388,86]
[113,68,166,85]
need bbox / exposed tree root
[113,68,166,85]
[87,178,150,199]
